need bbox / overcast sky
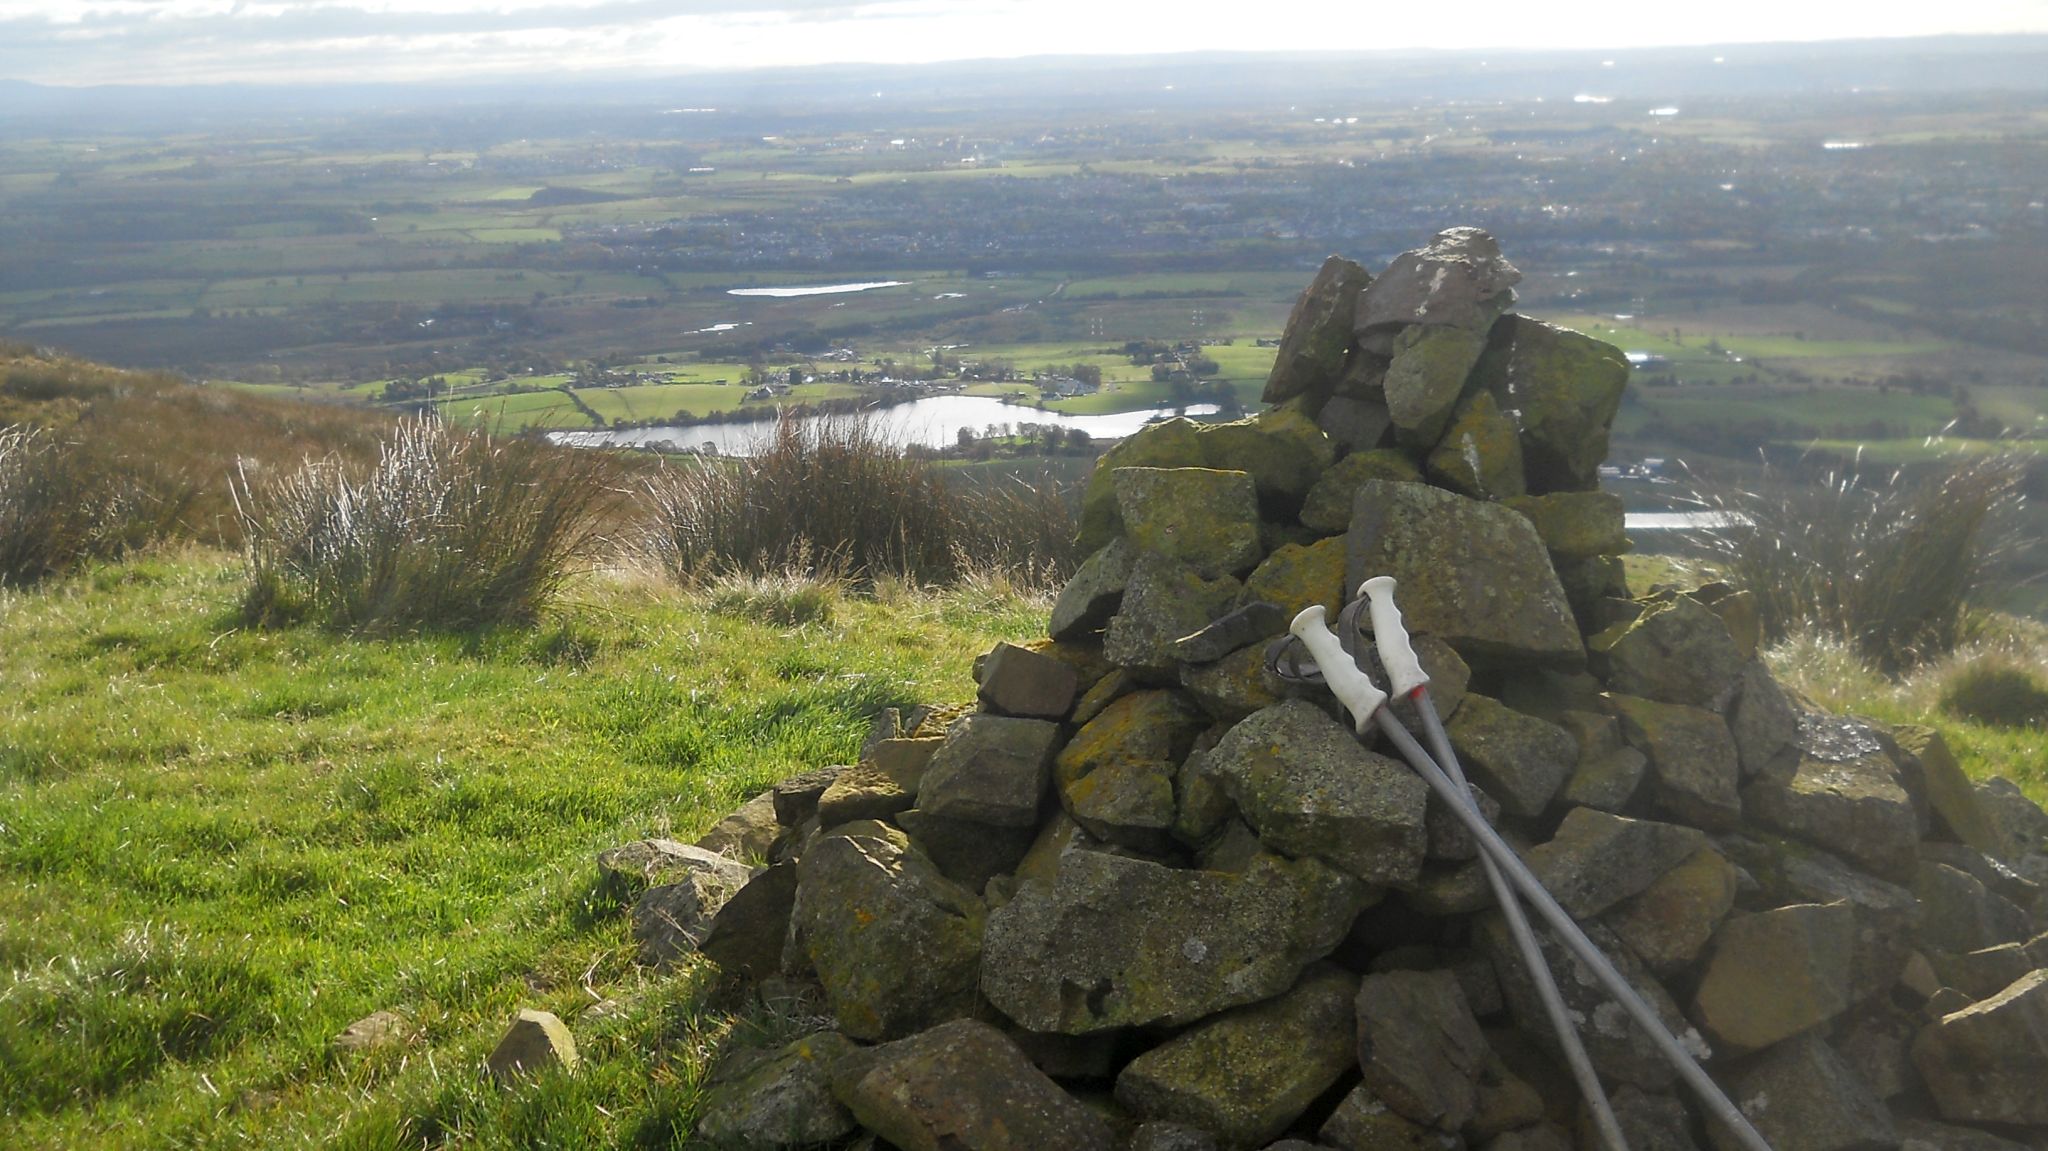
[4,0,2046,88]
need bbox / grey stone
[1468,314,1631,494]
[816,763,913,826]
[830,1019,1115,1151]
[1347,480,1583,668]
[1104,553,1245,677]
[699,861,800,980]
[1589,595,1748,709]
[1183,643,1293,725]
[1198,404,1338,511]
[1129,1122,1223,1151]
[1691,901,1856,1054]
[772,766,846,827]
[1318,392,1394,455]
[1834,1000,1919,1100]
[1062,755,1179,853]
[1077,417,1205,553]
[793,821,985,1041]
[1503,491,1629,562]
[1300,449,1423,535]
[1601,845,1739,976]
[1731,837,1923,1006]
[1468,1055,1547,1142]
[599,837,754,896]
[981,849,1363,1033]
[1606,693,1743,831]
[694,791,784,863]
[1320,1085,1466,1151]
[1524,807,1706,919]
[977,641,1080,719]
[1446,694,1579,819]
[1583,1086,1701,1151]
[1488,1127,1574,1151]
[1707,1034,1894,1151]
[1116,965,1359,1147]
[486,1009,577,1083]
[1175,600,1290,664]
[693,1032,858,1149]
[1115,466,1264,579]
[1913,862,2032,955]
[1743,749,1920,883]
[1478,914,1701,1091]
[1057,688,1210,789]
[1426,389,1526,500]
[1975,776,2048,861]
[1382,324,1490,448]
[1425,781,1501,863]
[629,847,759,968]
[1896,1119,2033,1151]
[1355,969,1489,1132]
[1264,255,1372,405]
[1208,700,1431,885]
[892,808,1035,894]
[1723,662,1799,777]
[1929,942,2036,1001]
[331,1009,412,1055]
[1561,748,1648,813]
[1357,227,1521,335]
[1052,538,1136,640]
[916,713,1062,828]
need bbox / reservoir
[726,281,911,298]
[549,394,1222,455]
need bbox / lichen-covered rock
[1975,776,2048,861]
[1354,969,1489,1132]
[1588,595,1747,709]
[1502,491,1628,562]
[1605,693,1743,831]
[1357,226,1521,335]
[1708,1034,1895,1151]
[772,765,847,827]
[1116,965,1359,1147]
[1208,700,1431,885]
[1383,324,1491,446]
[981,849,1363,1033]
[1477,914,1701,1090]
[1469,315,1630,493]
[1524,808,1705,919]
[1055,688,1209,790]
[816,763,914,826]
[830,1019,1115,1151]
[915,714,1062,828]
[1320,1084,1464,1151]
[1591,1086,1702,1151]
[1722,661,1799,777]
[893,809,1036,895]
[1115,466,1264,579]
[1896,1120,2033,1151]
[1103,553,1245,676]
[1182,642,1291,724]
[1446,694,1579,819]
[693,1031,858,1149]
[1174,600,1290,664]
[1691,901,1856,1054]
[1245,537,1348,618]
[977,641,1080,720]
[1128,1123,1223,1151]
[1300,449,1423,535]
[1743,749,1920,883]
[1199,405,1338,510]
[1913,861,2032,955]
[1561,747,1648,813]
[1051,538,1135,641]
[1077,417,1206,553]
[1601,845,1738,976]
[1264,255,1372,405]
[1724,835,1922,1006]
[599,838,753,898]
[793,821,986,1041]
[1928,942,2035,1001]
[1318,392,1395,455]
[1347,480,1583,668]
[1062,756,1179,853]
[1426,389,1526,500]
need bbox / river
[547,394,1223,455]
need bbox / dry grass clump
[233,418,613,633]
[1937,656,2048,729]
[1691,457,2026,672]
[642,412,1077,589]
[0,424,194,587]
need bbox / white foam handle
[1290,605,1388,734]
[1360,576,1429,698]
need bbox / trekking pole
[1356,577,1626,1151]
[1285,603,1774,1151]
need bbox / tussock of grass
[1938,656,2048,729]
[642,412,1077,588]
[232,419,612,634]
[1691,457,2026,671]
[0,424,194,587]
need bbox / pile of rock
[617,229,2048,1151]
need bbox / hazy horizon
[4,0,2047,88]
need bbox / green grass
[0,547,1045,1148]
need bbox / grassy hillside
[0,548,1045,1148]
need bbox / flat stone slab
[1743,748,1920,883]
[916,713,1062,828]
[1523,807,1705,919]
[1354,969,1490,1132]
[1691,901,1855,1054]
[981,849,1363,1034]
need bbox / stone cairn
[602,229,2048,1151]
